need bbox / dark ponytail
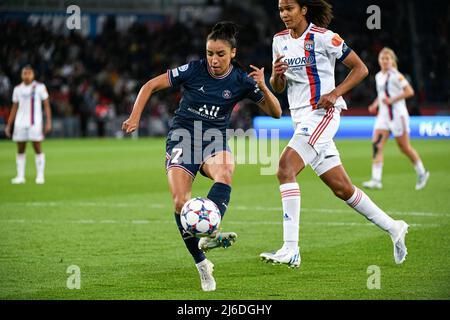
[207,21,239,49]
[296,0,333,28]
[207,21,244,70]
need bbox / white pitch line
[1,201,449,217]
[0,219,441,228]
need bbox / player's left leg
[395,131,429,190]
[168,168,216,291]
[32,141,45,184]
[198,151,237,251]
[363,129,389,190]
[12,142,27,184]
[319,165,409,264]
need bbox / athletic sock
[346,186,396,235]
[207,182,231,219]
[35,153,45,178]
[174,213,206,264]
[414,160,426,176]
[16,153,26,179]
[280,183,301,251]
[372,162,383,182]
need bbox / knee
[333,181,355,201]
[372,141,383,158]
[173,194,190,214]
[277,160,296,183]
[213,165,234,185]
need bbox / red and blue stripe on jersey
[304,32,321,110]
[30,84,36,126]
[384,73,394,120]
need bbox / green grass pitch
[0,137,449,300]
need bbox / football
[180,197,221,236]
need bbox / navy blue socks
[207,182,232,218]
[174,213,205,264]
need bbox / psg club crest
[304,39,315,52]
[178,64,189,72]
[222,90,232,99]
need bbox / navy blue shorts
[165,129,231,180]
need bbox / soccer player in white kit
[4,66,52,184]
[363,47,429,191]
[260,0,409,267]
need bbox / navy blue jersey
[166,59,264,134]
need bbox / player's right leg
[259,144,305,268]
[11,142,27,184]
[167,168,216,291]
[395,131,429,190]
[363,129,389,190]
[198,151,237,252]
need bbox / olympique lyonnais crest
[304,39,315,52]
[222,90,232,99]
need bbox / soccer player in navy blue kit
[122,22,282,291]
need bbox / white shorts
[374,113,410,138]
[12,125,44,142]
[287,106,342,176]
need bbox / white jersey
[12,81,49,128]
[272,23,352,113]
[375,69,410,120]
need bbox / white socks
[374,160,425,178]
[16,153,26,179]
[414,160,426,176]
[15,153,45,181]
[372,162,383,182]
[280,183,301,251]
[346,186,396,235]
[35,153,45,178]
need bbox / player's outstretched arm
[249,65,282,119]
[4,102,18,138]
[122,73,170,134]
[317,51,369,109]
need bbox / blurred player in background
[363,47,430,191]
[260,0,409,268]
[122,22,281,291]
[4,65,51,184]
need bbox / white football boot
[260,246,301,268]
[11,177,26,184]
[390,220,409,264]
[198,231,237,252]
[196,259,216,292]
[415,171,430,191]
[362,179,382,190]
[35,175,45,184]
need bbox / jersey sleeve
[397,73,410,89]
[40,84,49,100]
[322,31,352,62]
[12,87,19,103]
[244,76,265,104]
[272,39,280,65]
[167,60,199,87]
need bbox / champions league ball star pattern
[181,198,221,236]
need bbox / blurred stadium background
[0,0,448,138]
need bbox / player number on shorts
[171,148,183,164]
